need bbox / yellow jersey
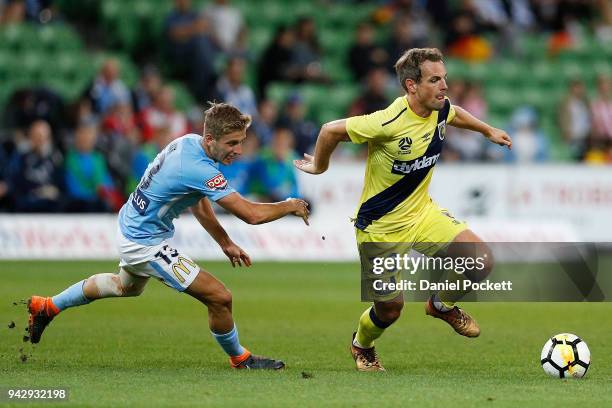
[346,96,456,233]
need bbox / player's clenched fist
[286,198,310,225]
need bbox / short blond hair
[204,102,251,139]
[394,48,444,91]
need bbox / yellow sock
[438,296,456,309]
[437,270,471,308]
[355,307,388,348]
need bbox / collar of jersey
[402,95,434,121]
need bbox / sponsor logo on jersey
[397,137,412,154]
[437,120,446,140]
[391,153,440,175]
[205,174,228,190]
[422,132,431,141]
[131,188,150,215]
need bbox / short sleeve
[447,98,456,123]
[345,110,390,144]
[182,165,236,202]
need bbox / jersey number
[155,245,198,283]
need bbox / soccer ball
[540,333,590,378]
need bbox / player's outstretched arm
[217,192,310,226]
[450,105,512,149]
[192,198,251,267]
[294,119,350,175]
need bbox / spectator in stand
[291,16,327,83]
[593,0,612,42]
[446,11,492,62]
[0,0,25,24]
[469,0,535,32]
[385,15,427,73]
[559,79,591,159]
[349,67,390,116]
[102,102,140,143]
[374,0,431,44]
[467,0,534,54]
[257,25,296,97]
[219,129,260,197]
[24,0,58,23]
[494,106,549,163]
[348,22,388,82]
[140,86,189,143]
[590,75,612,143]
[163,0,217,102]
[447,78,467,105]
[228,26,255,62]
[64,122,122,212]
[583,139,612,165]
[100,101,141,191]
[216,57,258,117]
[4,87,65,149]
[132,65,163,114]
[84,58,131,117]
[126,126,176,194]
[276,94,318,156]
[251,127,299,202]
[203,0,243,52]
[251,99,278,146]
[7,120,63,212]
[446,82,488,161]
[444,79,467,161]
[530,0,596,33]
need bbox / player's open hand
[486,127,512,149]
[294,154,325,175]
[222,243,252,267]
[286,198,310,225]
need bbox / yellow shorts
[356,201,468,302]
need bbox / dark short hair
[394,48,444,91]
[204,102,251,139]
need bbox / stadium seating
[3,1,610,163]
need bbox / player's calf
[186,269,281,368]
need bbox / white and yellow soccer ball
[540,333,590,378]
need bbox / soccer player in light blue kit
[27,103,310,370]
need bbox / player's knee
[118,270,147,297]
[86,273,123,298]
[87,272,146,298]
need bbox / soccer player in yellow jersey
[294,48,512,371]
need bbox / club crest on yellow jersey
[437,120,447,140]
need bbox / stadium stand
[1,0,611,212]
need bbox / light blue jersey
[119,134,235,245]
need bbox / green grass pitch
[1,261,611,407]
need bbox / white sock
[353,337,368,349]
[433,294,453,312]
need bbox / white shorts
[117,230,200,292]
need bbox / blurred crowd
[1,0,612,213]
[444,74,612,163]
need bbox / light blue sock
[51,280,91,311]
[211,325,245,357]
